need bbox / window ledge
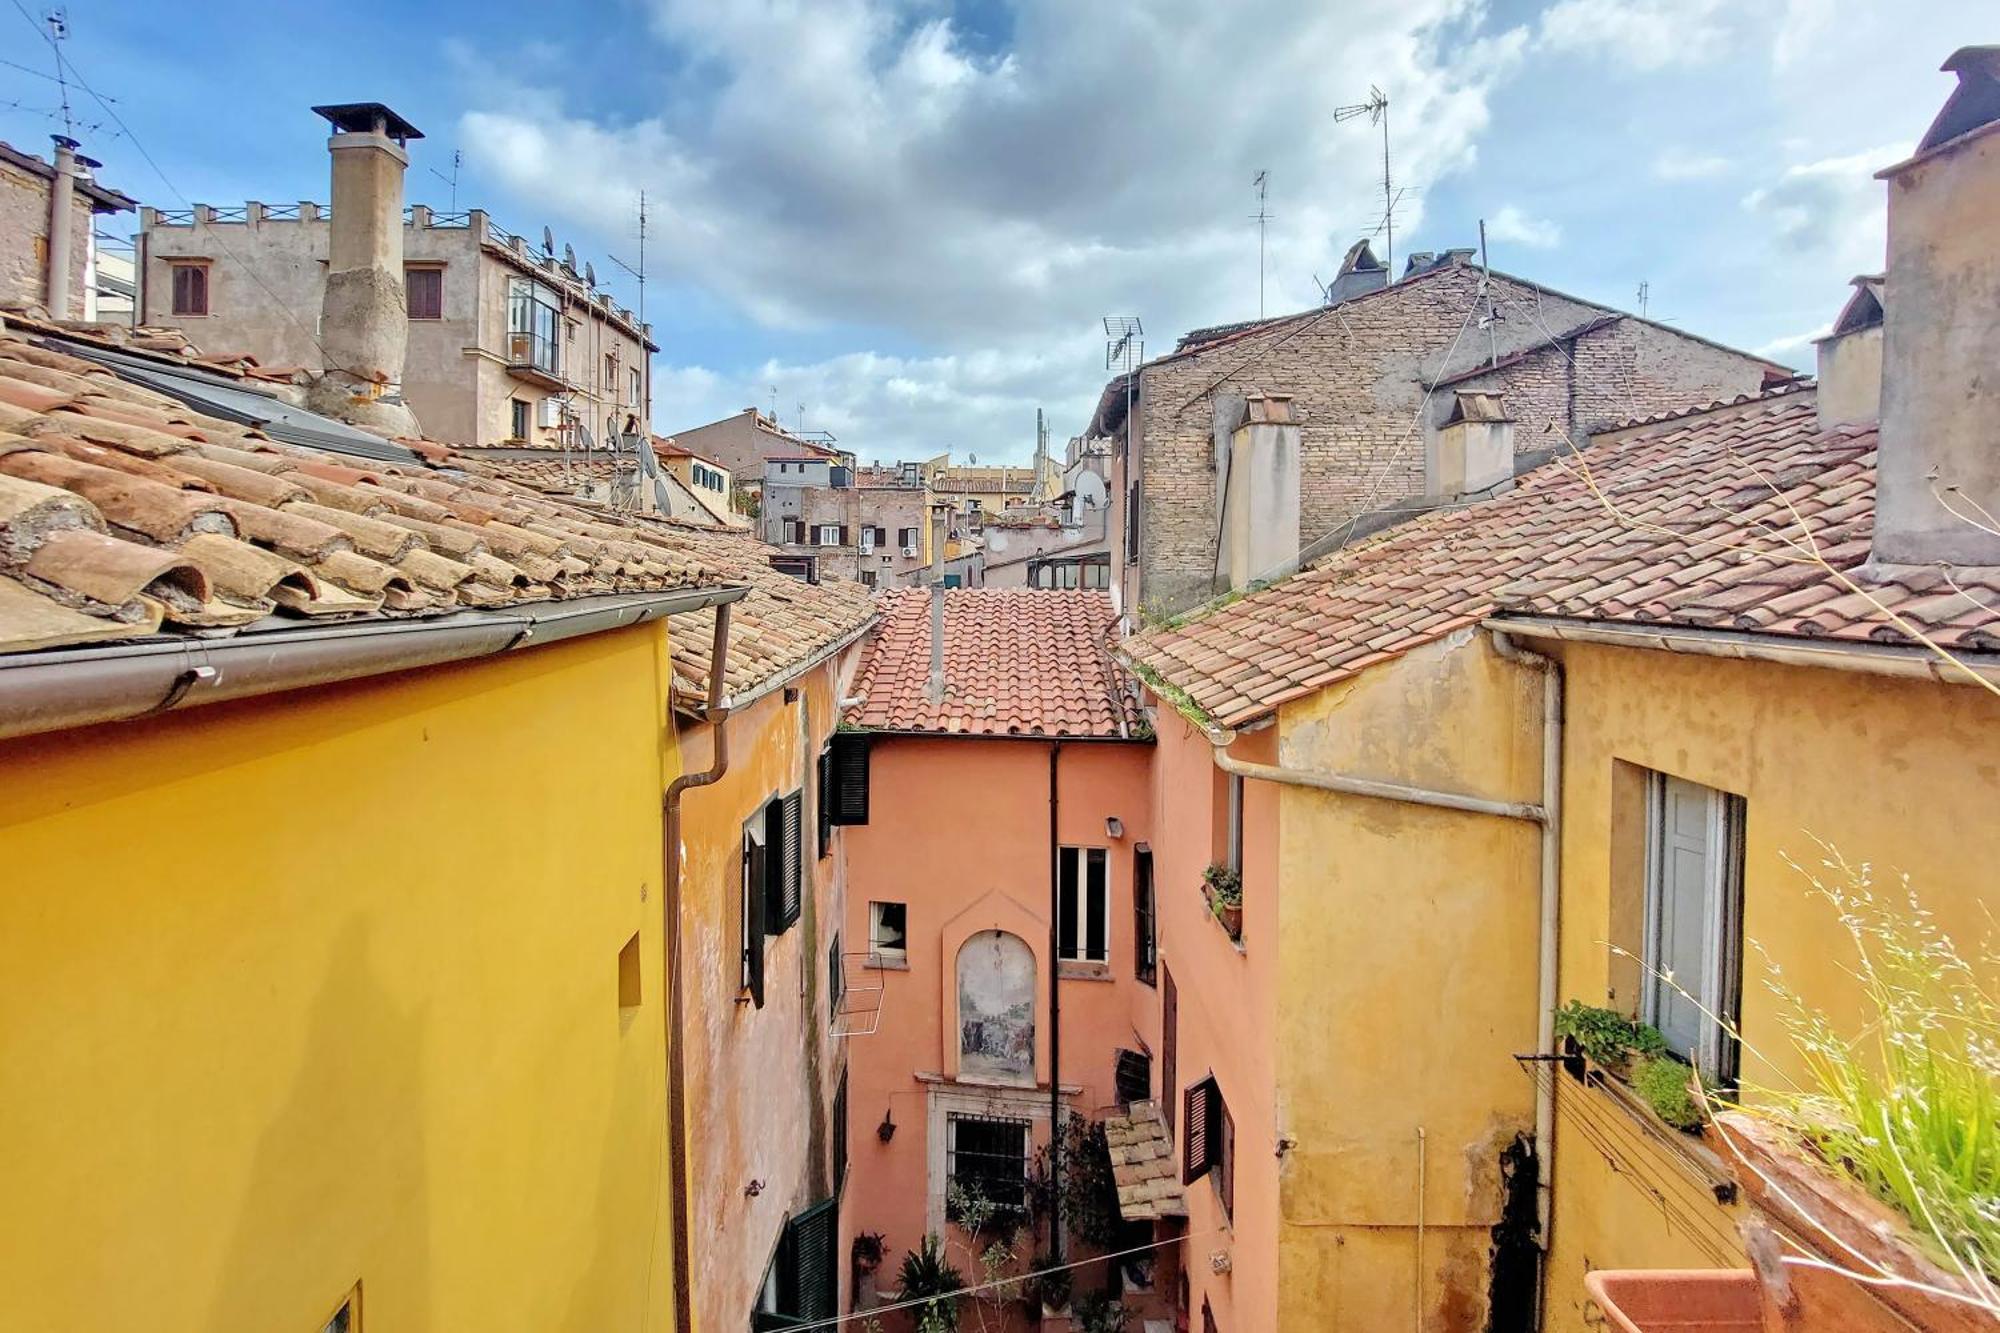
[869,953,910,972]
[1580,1063,1737,1204]
[1058,960,1113,982]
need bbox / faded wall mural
[957,930,1035,1082]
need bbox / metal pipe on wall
[1047,738,1065,1258]
[45,135,78,318]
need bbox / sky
[0,0,1989,464]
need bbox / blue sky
[1,0,1989,462]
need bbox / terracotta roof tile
[852,588,1137,739]
[1126,390,2000,726]
[0,326,874,683]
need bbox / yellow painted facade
[0,624,685,1332]
[1539,638,2000,1333]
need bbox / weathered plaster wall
[1146,714,1283,1333]
[0,154,94,317]
[676,660,854,1333]
[839,736,1155,1310]
[1269,632,1544,1333]
[1542,641,2000,1333]
[0,623,682,1331]
[763,485,932,585]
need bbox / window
[1162,966,1178,1136]
[1115,1047,1151,1106]
[1133,845,1156,985]
[505,278,560,373]
[1182,1075,1234,1218]
[321,1286,360,1333]
[828,933,843,1023]
[868,901,907,964]
[1642,772,1746,1083]
[947,1114,1030,1219]
[404,264,443,320]
[1057,845,1109,963]
[754,1199,837,1328]
[509,398,531,441]
[628,365,642,406]
[604,352,617,389]
[1216,771,1244,877]
[824,731,871,828]
[617,931,642,1009]
[168,261,209,316]
[832,1067,850,1194]
[764,790,804,935]
[859,569,877,589]
[897,526,918,552]
[816,524,842,547]
[741,817,767,1007]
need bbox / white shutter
[537,397,561,429]
[1644,774,1725,1067]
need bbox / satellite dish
[564,243,576,270]
[584,261,596,288]
[542,226,556,255]
[968,453,978,465]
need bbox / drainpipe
[1047,738,1065,1258]
[1488,630,1564,1272]
[926,501,947,702]
[662,601,736,1333]
[46,135,79,318]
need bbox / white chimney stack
[1223,394,1301,591]
[1813,277,1884,431]
[1871,47,2000,568]
[304,102,422,437]
[1429,391,1516,500]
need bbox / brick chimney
[1871,47,2000,568]
[1813,277,1884,430]
[1429,391,1515,500]
[304,103,423,436]
[1222,394,1301,591]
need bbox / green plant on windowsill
[1552,999,1666,1073]
[1202,862,1242,906]
[1630,1054,1707,1132]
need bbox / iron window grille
[946,1114,1031,1221]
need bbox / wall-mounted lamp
[1105,816,1125,839]
[877,1109,897,1142]
[744,1179,765,1198]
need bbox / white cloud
[1485,204,1561,249]
[1742,143,1904,276]
[1754,325,1828,364]
[455,0,1531,460]
[1652,148,1733,181]
[1537,0,1733,71]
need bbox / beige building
[0,138,135,321]
[657,438,748,527]
[667,407,845,486]
[136,111,653,450]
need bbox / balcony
[503,331,568,390]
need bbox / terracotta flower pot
[1585,1268,1761,1333]
[1712,1113,1995,1333]
[1202,881,1242,939]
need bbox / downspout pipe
[663,600,736,1333]
[1488,630,1564,1268]
[1047,738,1065,1257]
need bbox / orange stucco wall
[838,733,1155,1312]
[1148,712,1283,1333]
[676,652,860,1333]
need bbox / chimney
[926,501,948,704]
[1813,277,1884,430]
[304,103,423,436]
[1429,391,1516,500]
[1325,239,1388,305]
[1872,47,2000,568]
[44,135,79,318]
[1223,394,1301,591]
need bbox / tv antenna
[607,189,648,327]
[1333,86,1393,277]
[1251,169,1272,318]
[428,149,462,212]
[41,7,75,138]
[1636,280,1650,319]
[1103,316,1143,461]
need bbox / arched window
[957,930,1035,1083]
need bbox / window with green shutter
[764,790,803,935]
[752,1198,837,1328]
[825,732,871,825]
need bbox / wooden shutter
[833,1068,850,1194]
[1115,1048,1151,1107]
[816,746,833,858]
[837,524,850,545]
[765,791,803,932]
[1183,1075,1214,1184]
[743,828,767,1008]
[791,1199,838,1319]
[826,732,871,825]
[1163,966,1178,1136]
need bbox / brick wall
[0,157,92,318]
[1130,263,1776,615]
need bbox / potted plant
[1202,862,1242,938]
[1551,1000,1709,1133]
[898,1234,967,1333]
[853,1230,887,1276]
[1026,1254,1072,1319]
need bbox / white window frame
[1057,845,1110,964]
[1640,771,1745,1084]
[869,900,908,965]
[816,524,842,547]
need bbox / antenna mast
[1251,170,1271,318]
[608,191,649,329]
[429,149,463,212]
[43,7,75,138]
[1636,280,1650,320]
[1334,87,1393,277]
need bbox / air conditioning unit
[860,533,876,552]
[537,397,562,429]
[901,544,918,558]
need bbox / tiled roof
[1105,1102,1186,1221]
[0,325,873,693]
[852,587,1138,738]
[1125,390,2000,728]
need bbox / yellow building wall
[1272,631,1545,1333]
[0,625,682,1332]
[1544,640,2000,1333]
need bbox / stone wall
[1130,263,1777,615]
[0,156,94,318]
[762,484,931,586]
